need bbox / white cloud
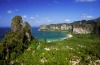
[35,21,40,23]
[30,17,35,19]
[15,9,19,11]
[75,0,97,2]
[65,19,71,22]
[7,10,13,14]
[23,15,27,18]
[47,19,50,22]
[81,14,94,19]
[7,9,19,14]
[29,19,40,23]
[44,18,51,22]
[86,15,93,18]
[29,16,40,23]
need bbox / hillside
[39,17,100,34]
[12,34,100,65]
[0,16,33,65]
[0,16,100,65]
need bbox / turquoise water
[32,27,67,41]
[0,27,67,41]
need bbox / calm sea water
[0,27,11,40]
[0,27,67,41]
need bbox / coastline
[46,34,73,42]
[60,34,73,41]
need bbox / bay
[32,27,67,41]
[0,27,67,41]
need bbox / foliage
[0,15,33,65]
[11,16,23,32]
[0,32,31,64]
[12,16,22,23]
[23,22,32,42]
[40,17,100,34]
[14,34,100,65]
[73,18,100,34]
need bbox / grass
[13,34,100,65]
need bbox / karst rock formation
[11,16,32,42]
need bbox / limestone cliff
[72,20,93,34]
[72,18,100,34]
[39,23,72,31]
[11,16,23,32]
[11,16,32,42]
[0,16,33,64]
[39,17,100,34]
[23,22,32,41]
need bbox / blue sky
[0,0,100,27]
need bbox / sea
[0,27,67,42]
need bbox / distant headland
[39,17,100,34]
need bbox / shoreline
[41,34,73,43]
[60,34,73,41]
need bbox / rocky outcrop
[39,23,72,31]
[39,25,47,31]
[11,16,23,32]
[23,22,32,41]
[72,20,93,34]
[93,17,100,34]
[73,28,91,34]
[0,16,33,65]
[11,16,32,42]
[39,17,100,34]
[72,18,100,34]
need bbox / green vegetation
[12,16,22,23]
[40,17,100,34]
[0,32,100,65]
[0,16,100,65]
[72,17,100,34]
[11,16,23,32]
[0,32,31,65]
[0,16,33,65]
[11,34,100,65]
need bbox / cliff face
[39,17,100,34]
[72,20,93,34]
[11,16,23,32]
[11,16,32,42]
[73,28,91,34]
[93,17,100,34]
[23,22,32,41]
[72,18,100,34]
[0,16,33,64]
[39,23,72,31]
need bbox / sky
[0,0,100,27]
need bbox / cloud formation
[23,15,27,18]
[81,14,94,19]
[7,9,19,14]
[43,18,51,22]
[15,9,19,12]
[75,0,97,2]
[65,19,71,22]
[7,10,13,14]
[30,17,35,19]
